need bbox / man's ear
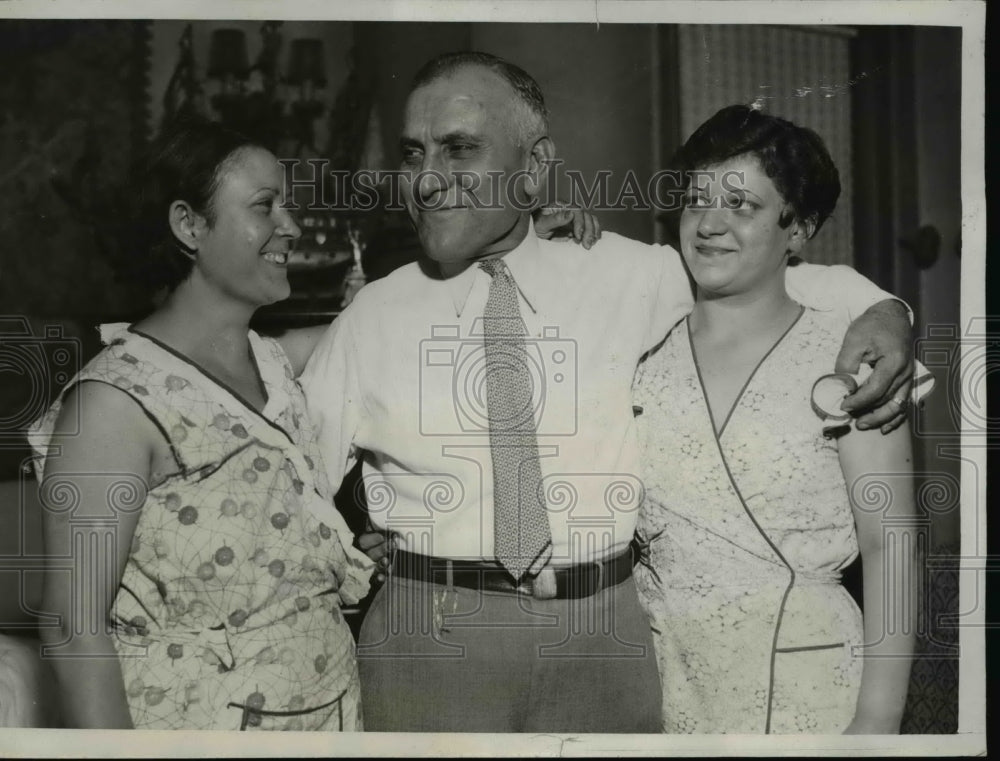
[168,200,204,257]
[523,136,556,204]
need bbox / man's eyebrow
[439,131,482,145]
[399,131,483,148]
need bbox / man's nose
[414,153,449,204]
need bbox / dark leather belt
[389,545,636,600]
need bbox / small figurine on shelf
[340,220,367,308]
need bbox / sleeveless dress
[632,307,865,734]
[29,324,373,730]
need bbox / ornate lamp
[207,29,249,85]
[285,38,327,155]
[206,29,250,127]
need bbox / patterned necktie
[479,258,552,581]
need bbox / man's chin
[418,233,472,266]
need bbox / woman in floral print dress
[29,120,372,729]
[633,106,917,734]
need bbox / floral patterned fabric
[633,307,864,734]
[30,324,372,730]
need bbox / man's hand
[835,299,914,434]
[357,526,394,583]
[533,205,601,248]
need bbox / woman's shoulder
[28,360,165,479]
[56,377,157,430]
[797,305,853,348]
[64,328,174,402]
[642,315,688,362]
[634,315,690,395]
[27,326,174,460]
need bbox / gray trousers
[357,573,662,732]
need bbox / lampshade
[207,29,249,80]
[286,38,327,87]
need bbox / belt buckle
[531,567,558,600]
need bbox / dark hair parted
[411,51,549,145]
[672,105,841,237]
[116,117,261,295]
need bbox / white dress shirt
[300,228,896,564]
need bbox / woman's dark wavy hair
[114,117,261,295]
[672,105,841,237]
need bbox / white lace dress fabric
[633,307,864,734]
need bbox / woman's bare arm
[39,382,160,728]
[838,420,917,733]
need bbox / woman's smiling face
[193,146,301,307]
[679,153,808,298]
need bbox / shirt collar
[444,219,548,318]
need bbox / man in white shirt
[300,52,914,732]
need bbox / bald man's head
[411,51,549,148]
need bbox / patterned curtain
[0,20,151,319]
[900,542,960,733]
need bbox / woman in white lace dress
[633,105,916,734]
